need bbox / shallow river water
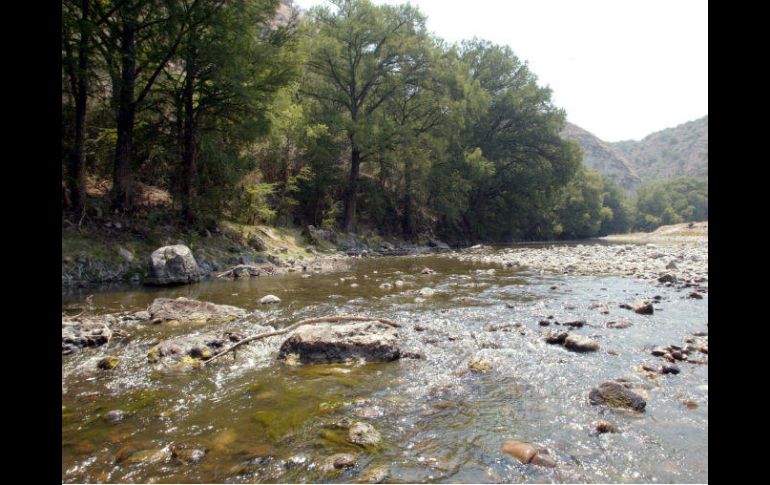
[62,248,708,483]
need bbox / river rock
[259,294,281,304]
[148,297,247,323]
[661,364,680,374]
[105,409,126,423]
[564,335,599,352]
[651,346,668,356]
[348,422,381,446]
[545,331,569,345]
[145,245,201,285]
[428,239,451,250]
[62,320,112,354]
[563,320,586,328]
[595,420,619,433]
[501,440,536,463]
[171,444,207,464]
[500,440,555,467]
[468,357,493,372]
[147,333,234,366]
[588,381,646,411]
[277,319,401,364]
[658,274,677,284]
[633,302,654,315]
[321,453,357,472]
[421,267,436,274]
[606,320,632,329]
[98,356,120,370]
[359,465,390,483]
[418,287,435,296]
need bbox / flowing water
[61,248,708,483]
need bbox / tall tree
[93,0,191,212]
[163,0,299,224]
[62,0,92,214]
[304,0,431,231]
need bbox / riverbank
[62,217,455,289]
[449,222,707,285]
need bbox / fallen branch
[201,315,400,366]
[216,269,234,278]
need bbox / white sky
[292,0,708,142]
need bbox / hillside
[611,115,708,182]
[560,122,641,195]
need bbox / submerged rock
[259,294,281,305]
[633,302,654,315]
[278,319,401,364]
[359,465,390,483]
[588,382,647,411]
[148,297,246,323]
[595,420,619,433]
[97,356,120,370]
[145,245,201,285]
[147,332,249,366]
[321,453,357,472]
[468,357,493,373]
[545,331,569,345]
[564,335,599,352]
[62,320,111,354]
[500,440,555,467]
[348,422,382,446]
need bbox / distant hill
[611,116,708,182]
[560,122,641,195]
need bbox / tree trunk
[402,156,414,237]
[66,0,90,214]
[181,63,197,224]
[111,17,137,212]
[342,147,360,232]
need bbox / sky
[291,0,708,142]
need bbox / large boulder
[588,381,647,411]
[147,297,247,323]
[305,225,337,246]
[145,245,201,285]
[278,320,401,364]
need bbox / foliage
[61,0,705,242]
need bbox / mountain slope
[560,122,641,194]
[611,116,708,182]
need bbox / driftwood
[201,315,400,366]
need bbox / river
[62,246,708,483]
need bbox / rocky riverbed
[62,240,707,483]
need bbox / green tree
[303,0,433,231]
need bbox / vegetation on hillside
[62,0,706,245]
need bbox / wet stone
[564,335,599,352]
[98,355,120,370]
[348,422,382,446]
[661,364,681,375]
[545,331,569,345]
[278,320,400,364]
[589,381,647,412]
[105,409,127,423]
[595,420,619,433]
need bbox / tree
[162,0,299,223]
[304,0,432,231]
[93,0,191,212]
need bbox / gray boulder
[147,297,247,323]
[145,245,201,285]
[278,320,401,364]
